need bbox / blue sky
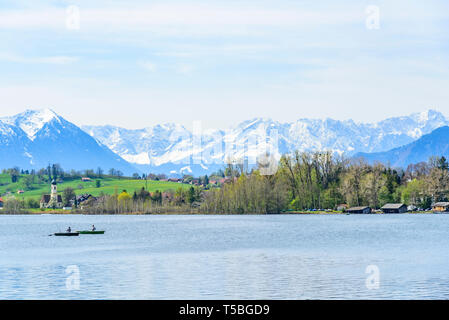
[0,0,448,129]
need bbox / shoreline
[0,210,439,215]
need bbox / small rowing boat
[53,232,79,237]
[76,230,105,235]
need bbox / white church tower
[48,179,59,208]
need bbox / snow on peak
[0,120,15,136]
[413,109,445,124]
[121,152,151,165]
[180,166,192,174]
[1,108,60,140]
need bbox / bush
[3,198,24,214]
[26,198,40,209]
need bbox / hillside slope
[354,126,449,167]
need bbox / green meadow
[0,174,189,202]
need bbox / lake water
[1,214,449,299]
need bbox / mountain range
[83,109,449,174]
[0,109,136,175]
[1,108,448,175]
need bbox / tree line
[72,185,202,214]
[200,152,449,214]
[3,151,449,214]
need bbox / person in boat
[67,227,72,233]
[92,225,96,231]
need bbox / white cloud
[174,64,194,74]
[0,53,79,64]
[35,56,79,64]
[0,8,63,29]
[1,1,448,129]
[1,1,447,34]
[139,61,157,72]
[139,61,194,74]
[0,4,361,34]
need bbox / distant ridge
[354,126,449,168]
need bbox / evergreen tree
[187,186,196,204]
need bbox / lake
[1,214,449,299]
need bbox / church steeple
[51,179,57,195]
[49,179,58,208]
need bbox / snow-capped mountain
[82,109,449,175]
[3,108,60,141]
[0,109,137,174]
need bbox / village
[0,169,234,214]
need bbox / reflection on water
[1,214,449,299]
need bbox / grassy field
[0,174,190,201]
